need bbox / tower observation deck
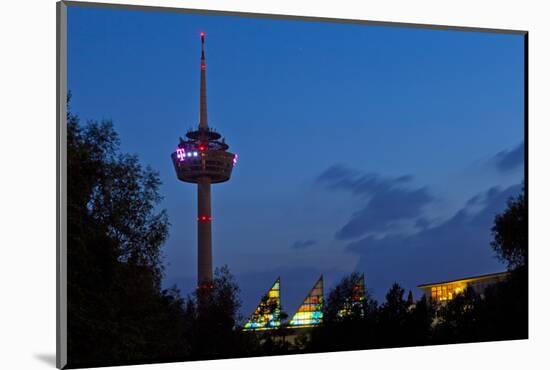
[171,33,237,287]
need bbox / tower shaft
[197,32,212,286]
[197,178,212,285]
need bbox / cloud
[317,164,433,240]
[346,183,522,301]
[317,164,412,197]
[493,142,524,172]
[291,239,317,250]
[336,186,433,240]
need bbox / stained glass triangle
[288,275,324,328]
[243,277,281,331]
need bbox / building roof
[417,271,510,289]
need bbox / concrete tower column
[196,32,213,286]
[197,177,212,285]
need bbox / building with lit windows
[417,271,510,304]
[288,276,324,328]
[243,278,282,331]
[243,274,367,337]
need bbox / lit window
[176,148,186,161]
[243,278,281,331]
[289,276,323,328]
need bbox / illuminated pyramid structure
[288,275,324,328]
[243,277,281,331]
[337,273,366,318]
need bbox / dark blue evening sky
[67,6,524,318]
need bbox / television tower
[171,33,237,287]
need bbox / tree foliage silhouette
[491,186,527,269]
[182,265,246,359]
[309,273,378,351]
[67,97,188,367]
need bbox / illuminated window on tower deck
[288,276,324,328]
[243,278,281,331]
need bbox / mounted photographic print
[56,1,527,368]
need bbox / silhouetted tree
[324,272,377,323]
[259,303,291,354]
[377,283,409,346]
[491,186,527,269]
[433,287,482,344]
[309,273,378,351]
[66,97,188,367]
[405,295,434,345]
[183,266,248,359]
[406,290,414,307]
[486,185,528,340]
[473,270,528,341]
[235,295,290,356]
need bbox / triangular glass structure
[288,275,324,328]
[337,273,366,318]
[243,277,281,331]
